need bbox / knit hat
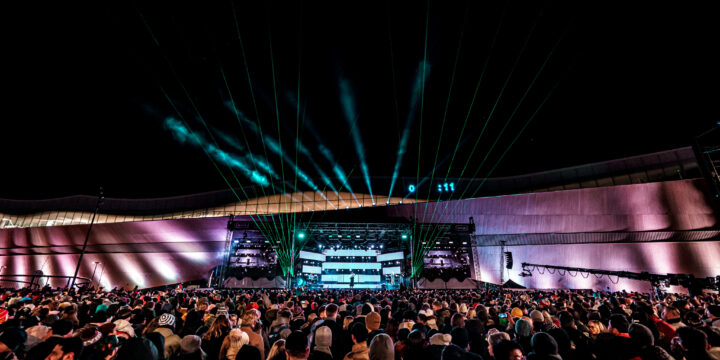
[158,313,176,327]
[530,310,544,323]
[180,335,203,354]
[116,308,133,320]
[96,304,109,314]
[25,325,50,349]
[530,332,559,356]
[515,319,532,338]
[629,323,654,348]
[511,307,524,319]
[366,312,381,331]
[315,326,332,355]
[426,318,438,331]
[429,333,452,346]
[114,320,136,337]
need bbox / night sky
[1,1,717,199]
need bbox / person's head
[157,313,176,331]
[220,328,249,359]
[450,313,465,328]
[279,310,293,320]
[344,316,355,330]
[628,323,654,349]
[369,333,394,360]
[366,312,382,332]
[351,322,369,345]
[315,326,332,350]
[115,337,159,360]
[52,319,75,337]
[203,313,230,339]
[46,337,83,360]
[429,333,452,346]
[557,311,575,329]
[325,304,338,320]
[285,331,309,360]
[492,340,524,360]
[515,319,532,338]
[662,306,681,323]
[450,326,470,350]
[440,344,466,360]
[608,314,630,335]
[267,339,286,360]
[487,332,510,357]
[145,332,165,358]
[676,326,712,357]
[530,332,558,356]
[241,311,258,327]
[587,320,606,336]
[180,335,203,355]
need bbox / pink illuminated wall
[0,217,228,289]
[388,179,720,292]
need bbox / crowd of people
[1,284,720,360]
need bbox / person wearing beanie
[219,328,249,360]
[239,310,265,360]
[309,326,333,360]
[345,323,370,360]
[514,319,533,354]
[368,334,394,360]
[429,333,452,360]
[628,323,674,360]
[179,335,205,360]
[527,332,561,360]
[286,331,310,360]
[530,310,545,331]
[365,312,383,345]
[510,307,524,320]
[153,313,182,359]
[113,319,135,339]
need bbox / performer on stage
[349,272,355,288]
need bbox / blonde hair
[588,320,607,334]
[267,339,286,360]
[220,328,249,360]
[343,316,355,330]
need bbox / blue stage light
[408,185,416,192]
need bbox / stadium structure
[1,147,719,293]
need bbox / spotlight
[380,244,384,249]
[297,232,306,239]
[356,235,361,238]
[408,185,416,192]
[401,234,408,239]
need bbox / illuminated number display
[437,182,455,193]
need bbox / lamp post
[70,187,104,289]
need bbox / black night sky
[1,1,717,199]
